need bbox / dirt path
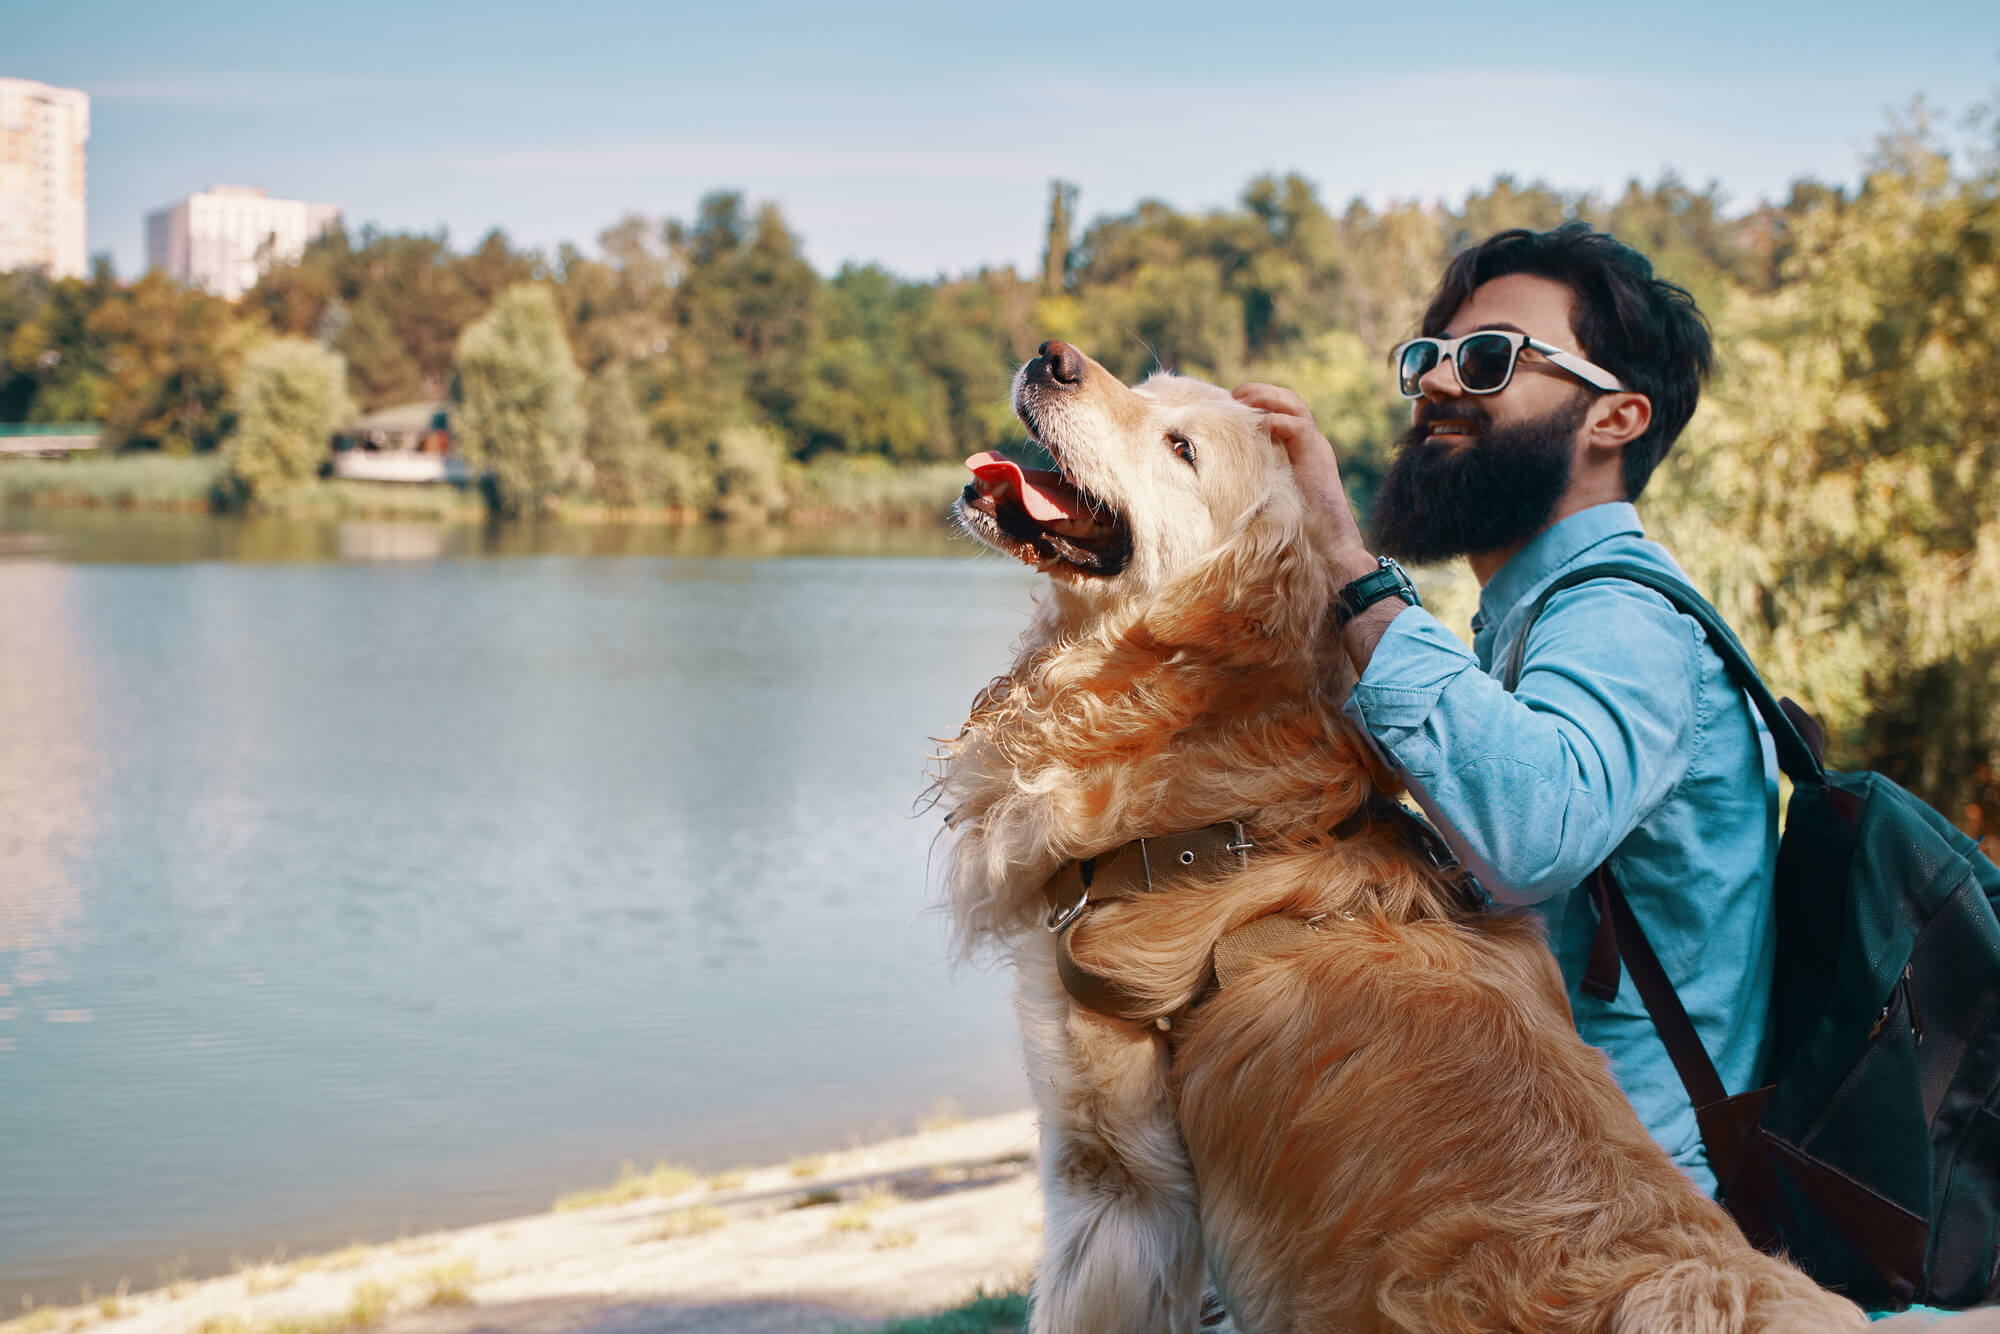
[47,1113,1042,1334]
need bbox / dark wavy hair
[1419,222,1713,501]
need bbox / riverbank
[0,455,967,527]
[2,1113,1040,1334]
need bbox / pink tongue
[965,452,1079,524]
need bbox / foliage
[580,363,662,506]
[453,284,583,516]
[708,423,787,523]
[1648,130,2000,829]
[227,338,354,500]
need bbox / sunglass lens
[1457,334,1516,392]
[1398,341,1439,397]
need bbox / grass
[829,1186,901,1232]
[871,1229,918,1250]
[705,1168,750,1192]
[847,1289,1030,1334]
[786,457,965,525]
[652,1206,727,1241]
[788,1154,827,1179]
[554,1159,699,1211]
[917,1098,967,1133]
[791,1187,842,1209]
[0,454,226,510]
[1,1308,62,1334]
[254,480,485,522]
[417,1260,476,1307]
[286,1244,372,1275]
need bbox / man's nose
[1415,353,1464,402]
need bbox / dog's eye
[1167,432,1197,467]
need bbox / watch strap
[1333,558,1420,629]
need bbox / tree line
[0,115,1995,836]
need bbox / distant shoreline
[0,454,969,528]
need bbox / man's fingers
[1231,381,1309,418]
[1260,411,1320,454]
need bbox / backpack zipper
[1867,963,1923,1047]
[1902,963,1923,1048]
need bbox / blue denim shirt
[1341,502,1779,1194]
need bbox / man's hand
[1233,380,1408,672]
[1231,381,1373,580]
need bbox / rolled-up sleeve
[1342,584,1702,905]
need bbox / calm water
[0,510,1037,1306]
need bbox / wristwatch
[1332,555,1421,629]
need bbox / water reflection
[0,565,99,1005]
[0,509,973,564]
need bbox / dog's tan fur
[937,347,1866,1333]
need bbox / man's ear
[1585,391,1651,453]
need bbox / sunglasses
[1389,331,1628,399]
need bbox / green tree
[453,284,584,516]
[581,363,666,506]
[1041,180,1078,292]
[227,337,354,500]
[709,423,787,522]
[84,271,251,452]
[1648,132,2000,830]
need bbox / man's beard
[1367,391,1591,565]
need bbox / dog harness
[1038,796,1486,1029]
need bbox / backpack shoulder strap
[1497,560,1797,1184]
[1498,560,1826,786]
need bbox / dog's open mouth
[959,450,1132,576]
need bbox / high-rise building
[146,186,341,301]
[0,78,90,280]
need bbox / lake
[0,509,1038,1308]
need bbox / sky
[8,0,1999,281]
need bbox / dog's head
[941,342,1379,947]
[960,340,1315,637]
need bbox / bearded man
[1236,223,1765,1197]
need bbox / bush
[227,338,353,501]
[454,285,584,517]
[709,424,787,522]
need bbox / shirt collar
[1470,502,1646,635]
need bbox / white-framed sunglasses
[1389,331,1628,399]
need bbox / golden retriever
[934,340,1869,1334]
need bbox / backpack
[1502,560,2000,1311]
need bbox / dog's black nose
[1037,340,1085,386]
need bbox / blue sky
[9,0,1998,280]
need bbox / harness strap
[1213,914,1320,989]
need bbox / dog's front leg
[1013,931,1205,1334]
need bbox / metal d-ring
[1046,888,1089,932]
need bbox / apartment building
[0,78,90,280]
[146,185,341,301]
